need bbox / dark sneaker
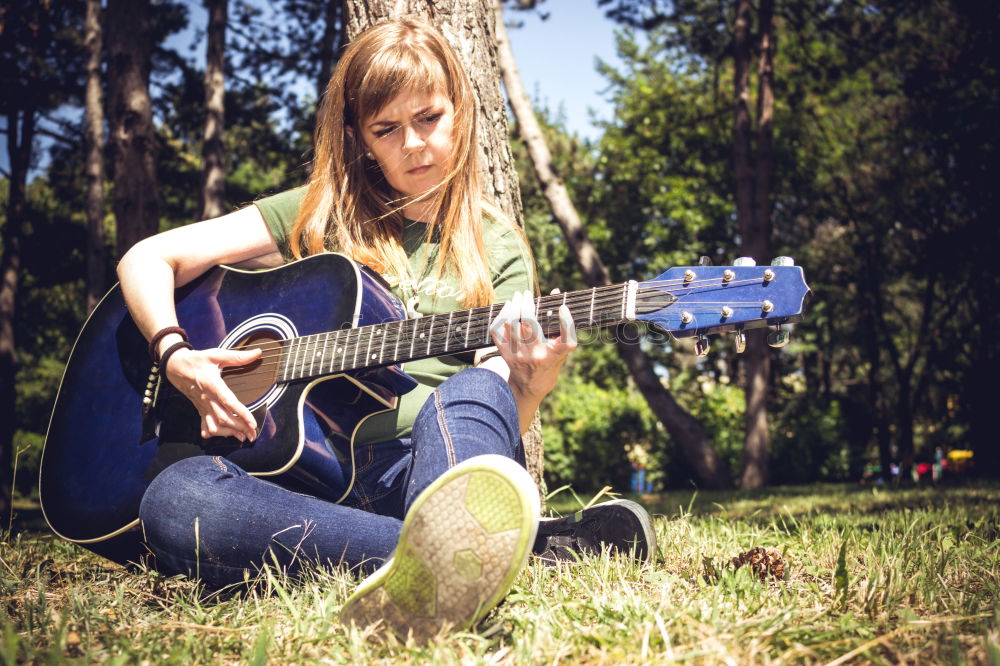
[533,499,657,565]
[340,455,540,642]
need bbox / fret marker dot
[420,333,426,339]
[371,353,377,359]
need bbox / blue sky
[505,0,624,141]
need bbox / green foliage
[591,0,1000,481]
[678,376,745,486]
[770,395,850,485]
[591,29,733,282]
[541,365,658,492]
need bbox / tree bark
[342,0,540,490]
[107,0,160,257]
[200,0,228,220]
[0,109,35,522]
[734,0,775,489]
[84,0,106,313]
[495,4,730,489]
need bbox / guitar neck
[277,282,645,383]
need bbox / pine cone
[731,546,786,581]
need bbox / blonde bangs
[354,48,449,124]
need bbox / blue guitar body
[40,254,415,551]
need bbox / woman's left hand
[489,289,577,408]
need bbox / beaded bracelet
[148,326,188,362]
[158,340,194,374]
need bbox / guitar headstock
[634,257,809,352]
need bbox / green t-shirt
[254,187,535,444]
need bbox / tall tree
[200,0,228,220]
[732,0,775,488]
[342,0,539,485]
[84,0,106,312]
[107,0,160,256]
[495,3,730,488]
[316,1,345,106]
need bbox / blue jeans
[139,368,524,587]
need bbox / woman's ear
[345,126,372,156]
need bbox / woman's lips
[407,165,432,175]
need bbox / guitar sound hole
[223,331,280,405]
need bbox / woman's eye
[373,126,396,138]
[421,113,442,125]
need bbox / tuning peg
[698,256,712,266]
[770,256,794,266]
[695,335,711,357]
[733,257,756,267]
[767,326,791,348]
[733,330,746,353]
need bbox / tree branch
[36,126,77,145]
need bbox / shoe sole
[340,455,540,642]
[539,498,658,564]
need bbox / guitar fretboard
[276,283,662,383]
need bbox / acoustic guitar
[39,253,809,550]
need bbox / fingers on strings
[489,290,577,348]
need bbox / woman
[118,18,653,641]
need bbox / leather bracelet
[158,340,194,374]
[148,326,188,362]
[475,350,503,366]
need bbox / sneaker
[340,455,540,642]
[533,499,657,565]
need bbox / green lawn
[3,483,998,664]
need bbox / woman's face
[361,89,456,222]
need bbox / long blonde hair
[290,18,503,307]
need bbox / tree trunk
[0,110,35,522]
[317,1,344,106]
[495,4,730,489]
[84,0,106,313]
[200,0,227,220]
[865,326,893,483]
[342,0,539,490]
[896,373,915,476]
[734,0,775,489]
[107,0,160,257]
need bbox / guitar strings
[219,285,764,374]
[217,279,773,386]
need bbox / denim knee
[412,367,522,462]
[138,456,242,559]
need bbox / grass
[2,482,999,664]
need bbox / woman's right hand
[163,346,262,441]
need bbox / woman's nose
[401,124,425,152]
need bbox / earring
[365,151,374,160]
